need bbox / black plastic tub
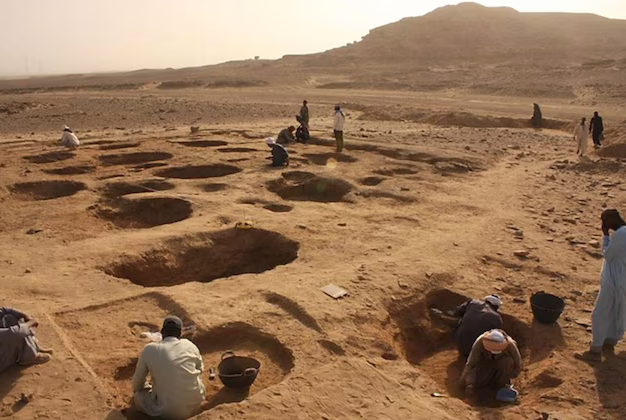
[530,292,565,324]
[217,351,261,389]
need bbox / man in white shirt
[60,126,80,149]
[573,118,588,156]
[132,316,205,420]
[333,105,346,152]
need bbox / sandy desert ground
[0,81,626,420]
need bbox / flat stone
[514,250,530,258]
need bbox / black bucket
[530,292,565,324]
[217,351,261,389]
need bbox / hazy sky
[1,0,625,76]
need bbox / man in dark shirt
[300,100,310,128]
[589,111,604,147]
[452,295,503,359]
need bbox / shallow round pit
[24,151,75,164]
[359,176,386,186]
[9,180,86,201]
[99,142,141,151]
[43,165,96,175]
[101,229,299,287]
[263,204,294,213]
[201,183,228,193]
[178,140,228,148]
[374,167,418,176]
[99,152,173,166]
[155,164,242,179]
[303,153,358,165]
[217,147,259,153]
[267,173,353,202]
[96,197,192,229]
[101,180,176,200]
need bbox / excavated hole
[388,288,563,404]
[101,180,175,200]
[9,180,86,201]
[178,140,228,148]
[263,204,294,213]
[195,321,294,393]
[24,151,75,164]
[359,176,386,186]
[201,183,228,193]
[217,147,259,153]
[99,152,173,166]
[303,153,358,165]
[101,228,299,287]
[374,167,418,176]
[43,165,95,175]
[96,197,193,229]
[155,164,242,179]
[267,172,353,202]
[99,142,141,151]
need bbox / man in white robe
[60,125,80,149]
[577,209,626,360]
[573,118,588,157]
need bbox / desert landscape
[1,3,626,420]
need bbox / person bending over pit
[60,125,80,149]
[132,316,205,420]
[265,137,289,167]
[460,329,522,398]
[451,294,503,360]
[0,307,53,373]
[576,209,626,361]
[276,126,296,145]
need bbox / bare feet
[38,347,54,354]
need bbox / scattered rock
[588,240,600,249]
[514,250,530,258]
[26,228,43,235]
[562,217,577,224]
[24,268,32,274]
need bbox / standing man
[132,316,205,420]
[299,100,310,128]
[573,117,588,157]
[333,105,345,153]
[451,295,503,360]
[589,111,604,147]
[577,209,626,361]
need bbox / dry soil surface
[1,87,626,420]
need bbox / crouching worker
[460,329,521,399]
[277,126,296,145]
[452,294,503,360]
[132,316,205,420]
[265,137,289,167]
[60,125,80,149]
[0,307,53,373]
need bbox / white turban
[484,294,502,309]
[265,137,276,146]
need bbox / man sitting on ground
[452,294,503,359]
[1,307,53,373]
[132,316,205,420]
[460,329,522,398]
[276,126,296,145]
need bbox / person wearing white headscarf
[460,329,522,398]
[573,117,588,156]
[60,125,80,149]
[333,105,345,152]
[452,294,503,359]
